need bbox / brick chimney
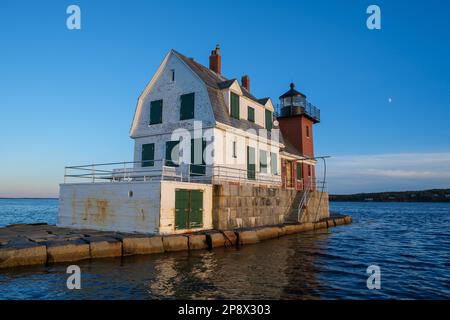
[241,75,250,91]
[209,45,221,74]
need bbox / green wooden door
[189,190,203,228]
[175,189,203,230]
[175,189,189,229]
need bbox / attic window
[247,106,255,122]
[150,100,163,125]
[180,92,195,120]
[306,125,310,138]
[171,69,175,82]
[230,92,240,119]
[265,110,273,131]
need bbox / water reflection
[116,230,331,300]
[1,202,449,299]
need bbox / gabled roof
[173,49,279,135]
[257,97,270,105]
[206,87,278,134]
[174,50,263,106]
[217,79,236,89]
[134,49,304,151]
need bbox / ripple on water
[0,200,449,299]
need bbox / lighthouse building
[58,46,328,234]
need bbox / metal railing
[297,178,327,222]
[212,166,282,186]
[278,100,320,122]
[64,160,283,186]
[297,180,312,222]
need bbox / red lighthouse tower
[277,83,320,190]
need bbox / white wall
[58,180,213,235]
[212,127,281,176]
[131,52,215,139]
[58,181,162,234]
[130,51,280,185]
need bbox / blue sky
[1,0,449,197]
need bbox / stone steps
[284,191,306,223]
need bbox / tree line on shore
[330,188,450,202]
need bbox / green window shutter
[247,106,255,122]
[165,141,179,167]
[141,143,154,167]
[297,162,303,180]
[259,150,267,173]
[271,153,278,175]
[190,138,206,176]
[247,146,255,180]
[180,92,195,120]
[265,109,273,131]
[230,92,240,119]
[150,100,163,124]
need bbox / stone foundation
[0,215,352,269]
[212,181,329,229]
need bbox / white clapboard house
[58,46,321,234]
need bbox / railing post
[92,165,95,183]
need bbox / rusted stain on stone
[95,199,109,225]
[83,198,92,222]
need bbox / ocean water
[0,199,57,227]
[0,199,449,300]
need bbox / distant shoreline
[330,188,450,203]
[0,198,58,200]
[3,188,450,204]
[330,200,450,203]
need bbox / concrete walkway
[0,215,352,269]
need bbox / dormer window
[265,110,272,131]
[306,125,310,138]
[230,92,240,119]
[247,106,255,122]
